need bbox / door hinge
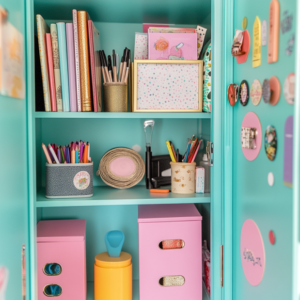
[220,245,224,287]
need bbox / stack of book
[36,10,101,112]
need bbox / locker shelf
[36,186,211,207]
[34,112,211,119]
[87,280,210,300]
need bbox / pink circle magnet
[264,125,277,161]
[262,79,271,103]
[241,112,262,161]
[227,83,239,106]
[269,76,281,105]
[269,230,275,245]
[284,73,295,105]
[240,220,265,286]
[239,80,249,106]
[250,79,262,106]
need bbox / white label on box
[195,167,205,193]
[73,171,90,190]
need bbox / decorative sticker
[253,16,261,68]
[284,73,295,105]
[242,17,247,30]
[264,125,277,161]
[137,63,200,110]
[268,172,274,186]
[73,171,90,190]
[269,230,276,245]
[262,20,267,46]
[239,80,249,106]
[250,79,262,106]
[240,219,265,286]
[262,79,271,103]
[227,83,239,106]
[284,116,293,188]
[196,25,207,58]
[0,266,9,300]
[281,11,293,34]
[286,34,295,56]
[134,33,148,60]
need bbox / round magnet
[284,73,295,105]
[269,76,281,106]
[242,17,248,30]
[250,79,262,106]
[264,125,277,161]
[262,79,271,103]
[239,80,249,106]
[268,172,274,186]
[269,230,275,245]
[227,83,239,106]
[241,112,262,161]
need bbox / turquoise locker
[222,0,300,300]
[0,0,29,299]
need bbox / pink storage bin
[138,204,202,300]
[37,219,86,300]
[148,33,198,60]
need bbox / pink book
[88,20,101,112]
[66,23,77,112]
[45,33,57,112]
[72,9,81,112]
[148,32,198,60]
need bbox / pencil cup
[45,162,93,198]
[170,162,196,194]
[103,83,127,112]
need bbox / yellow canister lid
[95,252,132,268]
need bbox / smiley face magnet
[264,125,277,161]
[239,80,249,106]
[227,83,239,106]
[250,79,262,106]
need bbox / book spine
[56,22,70,112]
[50,24,63,112]
[36,15,51,112]
[77,11,92,112]
[45,33,57,111]
[66,23,77,112]
[73,9,82,112]
[88,20,98,112]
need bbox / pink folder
[88,20,101,112]
[148,32,198,60]
[45,33,57,112]
[66,23,77,112]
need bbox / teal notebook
[56,23,70,112]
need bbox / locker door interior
[223,0,298,299]
[0,0,28,299]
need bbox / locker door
[223,0,300,299]
[0,0,28,299]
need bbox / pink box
[138,204,202,300]
[37,219,86,300]
[148,33,198,60]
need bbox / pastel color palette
[241,112,262,161]
[240,219,265,286]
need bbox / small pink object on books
[45,33,57,111]
[143,23,170,33]
[148,33,198,60]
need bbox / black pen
[108,55,113,82]
[112,50,117,82]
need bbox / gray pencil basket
[45,163,93,198]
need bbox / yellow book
[77,11,92,112]
[166,141,176,162]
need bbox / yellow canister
[94,252,132,300]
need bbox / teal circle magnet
[264,125,277,161]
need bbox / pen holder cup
[103,83,128,112]
[170,162,196,194]
[45,162,93,198]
